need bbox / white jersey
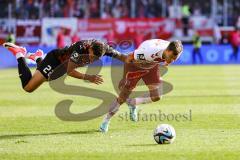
[133,39,170,62]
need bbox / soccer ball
[153,124,176,144]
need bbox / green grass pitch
[0,65,240,160]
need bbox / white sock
[103,99,120,123]
[34,50,44,61]
[16,52,24,59]
[127,93,153,106]
[128,83,164,106]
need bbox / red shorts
[119,63,161,90]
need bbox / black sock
[36,57,43,67]
[17,57,32,88]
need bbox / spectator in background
[236,16,240,30]
[73,0,86,18]
[1,0,238,22]
[6,31,16,44]
[71,32,80,43]
[15,0,25,19]
[101,5,112,18]
[56,28,66,48]
[26,0,40,19]
[137,3,145,18]
[121,4,129,18]
[220,32,229,44]
[63,0,74,17]
[192,2,202,16]
[181,3,191,36]
[229,27,240,62]
[112,4,123,18]
[192,31,203,64]
[213,24,222,44]
[89,0,100,18]
[49,0,63,17]
[168,0,182,19]
[147,0,157,18]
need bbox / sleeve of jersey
[133,40,157,62]
[70,51,81,64]
[69,41,84,64]
[133,48,154,62]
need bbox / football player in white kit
[100,39,183,132]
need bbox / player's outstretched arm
[67,60,103,85]
[105,47,134,63]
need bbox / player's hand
[84,74,103,85]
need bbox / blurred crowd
[0,0,239,26]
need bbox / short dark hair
[91,40,107,57]
[167,40,183,56]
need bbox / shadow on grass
[0,129,99,140]
[126,144,159,147]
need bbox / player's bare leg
[127,84,162,121]
[100,70,154,132]
[100,84,162,132]
[128,84,162,105]
[3,42,46,93]
[100,86,132,133]
[23,70,46,92]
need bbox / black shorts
[37,49,61,80]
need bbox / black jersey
[37,40,122,79]
[53,39,116,65]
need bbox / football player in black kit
[3,40,129,93]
